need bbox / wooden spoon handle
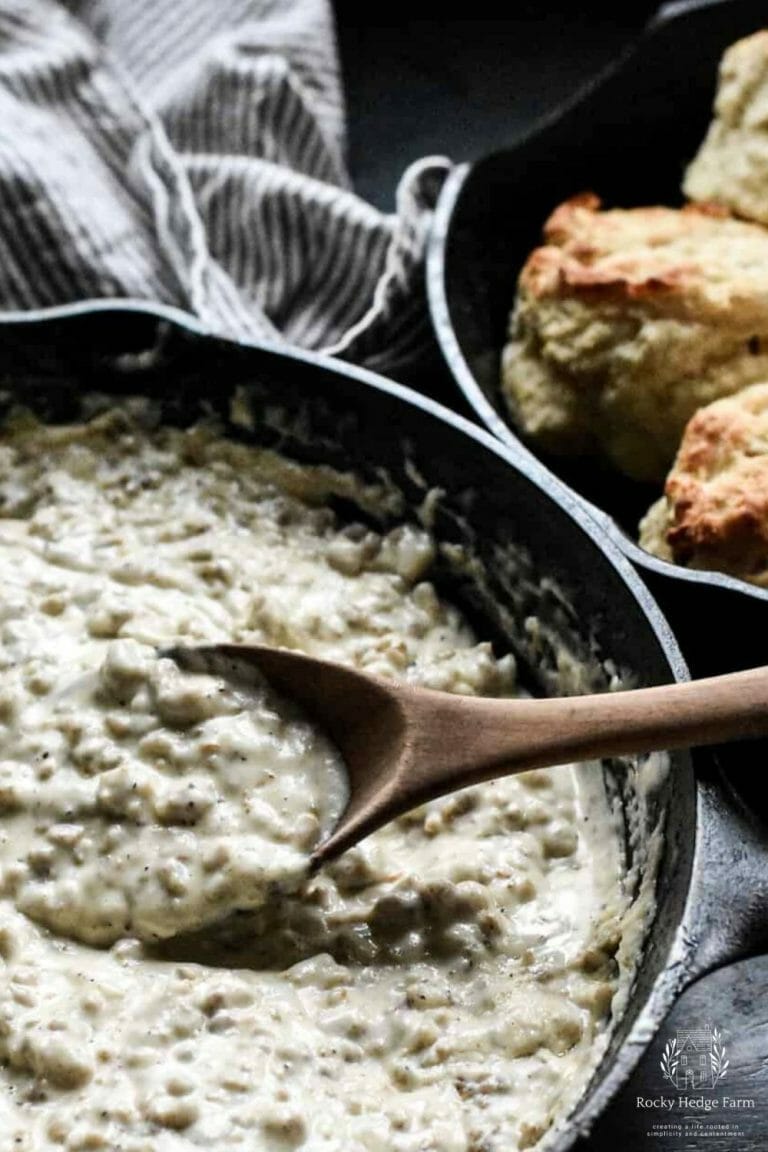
[415,665,768,792]
[523,664,768,761]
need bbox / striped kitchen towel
[0,0,449,374]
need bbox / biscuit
[684,31,768,226]
[639,382,768,585]
[502,194,768,481]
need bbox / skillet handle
[676,759,768,986]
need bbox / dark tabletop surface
[334,2,768,1146]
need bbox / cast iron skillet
[427,0,768,680]
[0,300,766,1148]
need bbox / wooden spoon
[167,645,768,867]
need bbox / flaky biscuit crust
[639,382,768,585]
[502,195,768,481]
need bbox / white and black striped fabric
[0,0,449,374]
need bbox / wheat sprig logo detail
[710,1028,729,1087]
[660,1038,680,1083]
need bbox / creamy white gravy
[0,409,630,1151]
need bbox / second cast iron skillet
[0,300,766,1148]
[428,0,768,680]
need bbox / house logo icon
[660,1026,729,1090]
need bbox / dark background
[336,0,659,208]
[333,3,768,1149]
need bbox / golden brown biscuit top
[663,383,768,581]
[521,194,768,326]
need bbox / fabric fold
[0,0,448,373]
